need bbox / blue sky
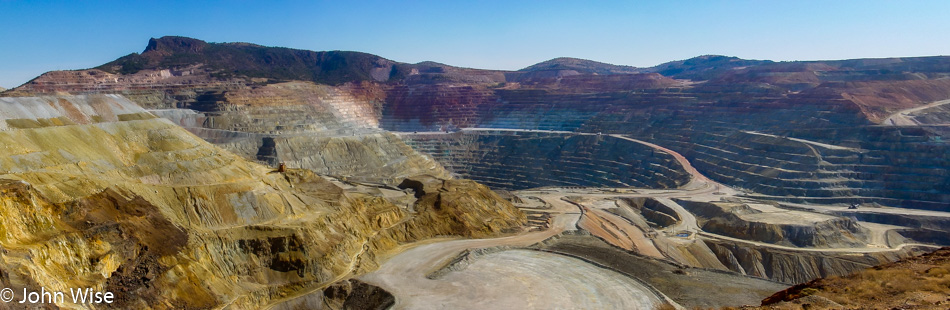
[1,0,948,88]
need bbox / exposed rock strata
[0,95,524,309]
[701,240,925,284]
[401,131,691,190]
[529,233,788,309]
[11,37,950,210]
[676,200,869,248]
[559,196,917,285]
[213,131,450,184]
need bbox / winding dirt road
[358,196,667,309]
[356,129,736,309]
[883,98,950,125]
[363,128,941,309]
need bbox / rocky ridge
[519,57,641,75]
[98,36,406,85]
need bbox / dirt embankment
[758,247,950,310]
[532,233,787,309]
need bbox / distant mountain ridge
[97,36,412,85]
[21,35,950,89]
[520,57,640,75]
[640,55,772,80]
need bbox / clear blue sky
[1,0,949,88]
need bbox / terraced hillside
[377,61,950,211]
[401,131,691,190]
[580,106,950,210]
[12,37,950,210]
[6,36,950,309]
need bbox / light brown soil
[760,247,950,309]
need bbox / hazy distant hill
[520,57,640,75]
[640,55,771,80]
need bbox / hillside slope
[520,57,640,75]
[760,247,950,309]
[0,94,525,309]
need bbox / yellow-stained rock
[0,95,526,309]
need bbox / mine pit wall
[0,94,150,130]
[182,128,451,184]
[675,200,869,248]
[827,205,950,246]
[599,197,919,285]
[621,197,681,228]
[400,131,691,190]
[702,240,928,284]
[834,211,950,234]
[380,83,495,131]
[381,84,950,210]
[379,88,691,132]
[608,200,925,284]
[152,95,377,135]
[581,104,950,211]
[151,106,451,184]
[474,89,609,131]
[909,103,950,124]
[265,133,451,183]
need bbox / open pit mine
[1,36,949,309]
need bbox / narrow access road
[883,98,950,126]
[396,128,732,194]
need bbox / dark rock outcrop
[322,279,395,310]
[100,36,407,85]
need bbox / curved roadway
[354,128,942,309]
[359,196,668,309]
[883,98,950,126]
